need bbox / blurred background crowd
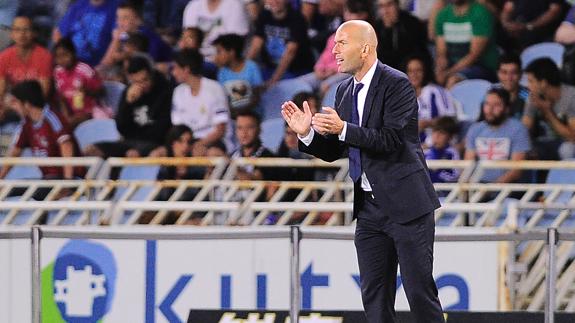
[0,0,574,189]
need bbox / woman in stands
[404,54,460,148]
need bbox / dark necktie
[349,82,364,182]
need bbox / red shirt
[54,62,104,117]
[0,45,52,86]
[13,107,82,178]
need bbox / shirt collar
[353,60,378,90]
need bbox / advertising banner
[35,228,499,323]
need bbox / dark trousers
[354,191,444,323]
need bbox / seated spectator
[0,15,52,107]
[53,38,110,129]
[0,107,20,156]
[424,116,461,183]
[555,5,575,46]
[156,125,205,201]
[375,0,430,70]
[182,0,249,61]
[404,55,458,146]
[171,49,230,149]
[308,0,344,54]
[212,34,263,116]
[85,55,173,158]
[493,53,529,119]
[231,110,275,181]
[434,0,498,88]
[247,0,314,87]
[465,87,531,184]
[141,0,190,40]
[99,1,173,69]
[203,139,229,180]
[0,81,84,199]
[522,58,575,160]
[177,27,218,80]
[53,0,118,67]
[297,0,370,96]
[177,27,204,51]
[276,122,315,182]
[501,0,565,50]
[292,91,320,115]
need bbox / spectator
[296,0,370,96]
[177,27,204,51]
[247,0,314,87]
[501,0,566,50]
[0,106,19,156]
[85,55,173,158]
[53,0,119,67]
[434,0,498,88]
[177,27,218,80]
[99,1,173,68]
[53,38,109,129]
[0,16,52,106]
[555,5,575,45]
[171,49,230,149]
[0,81,84,188]
[231,110,275,181]
[465,87,531,183]
[292,91,320,115]
[522,58,575,160]
[424,116,461,183]
[156,125,205,201]
[309,0,345,53]
[494,53,529,119]
[212,34,263,115]
[404,55,458,146]
[182,0,249,61]
[375,0,430,70]
[141,0,190,38]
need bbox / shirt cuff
[298,128,315,146]
[338,122,347,141]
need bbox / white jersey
[182,0,249,59]
[171,77,230,139]
[418,83,458,121]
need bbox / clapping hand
[312,107,344,135]
[281,100,313,137]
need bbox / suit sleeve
[298,81,347,162]
[345,77,417,153]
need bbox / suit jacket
[299,61,440,223]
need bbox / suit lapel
[361,62,384,127]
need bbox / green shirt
[435,2,499,71]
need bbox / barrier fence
[0,226,573,323]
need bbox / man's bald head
[332,20,378,79]
[338,20,378,49]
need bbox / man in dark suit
[281,20,444,323]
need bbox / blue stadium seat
[449,79,492,122]
[261,118,286,153]
[74,118,121,150]
[520,42,565,69]
[259,79,313,120]
[102,80,126,115]
[114,165,161,223]
[5,148,42,179]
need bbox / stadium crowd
[0,0,574,191]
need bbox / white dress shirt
[299,60,379,191]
